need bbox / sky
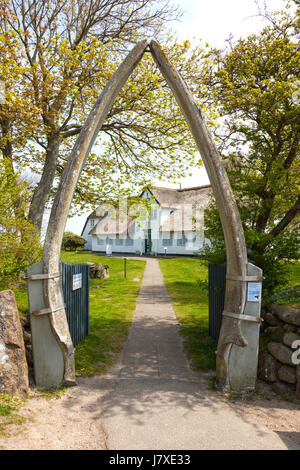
[64,0,294,235]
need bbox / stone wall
[259,304,300,400]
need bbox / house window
[115,235,123,246]
[90,219,95,227]
[125,237,134,246]
[177,233,187,246]
[162,234,173,246]
[106,237,114,245]
[151,209,157,220]
[97,236,104,245]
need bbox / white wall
[82,217,100,250]
[156,232,204,255]
[91,233,144,254]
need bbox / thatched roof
[149,185,211,208]
[158,185,212,232]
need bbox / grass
[159,257,217,371]
[0,281,29,317]
[61,251,146,376]
[0,394,26,437]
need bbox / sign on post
[72,273,82,291]
[247,282,262,302]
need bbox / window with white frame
[97,236,104,245]
[176,233,187,246]
[162,233,173,246]
[115,234,123,246]
[106,237,114,245]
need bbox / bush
[62,232,86,251]
[0,163,41,284]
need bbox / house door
[144,229,152,255]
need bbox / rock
[272,381,294,396]
[267,342,294,366]
[25,345,33,368]
[88,263,109,279]
[20,316,30,329]
[283,332,300,348]
[263,311,281,327]
[0,290,28,396]
[265,326,282,341]
[258,352,278,383]
[277,365,296,384]
[22,329,32,345]
[296,366,300,400]
[283,324,297,332]
[269,304,300,326]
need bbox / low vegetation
[0,394,26,438]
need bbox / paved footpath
[89,258,289,450]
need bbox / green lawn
[159,257,217,371]
[61,251,146,376]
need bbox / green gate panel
[208,263,226,341]
[61,262,89,347]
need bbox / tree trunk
[28,134,61,232]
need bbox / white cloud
[172,0,294,47]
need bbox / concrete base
[228,263,263,390]
[27,261,64,387]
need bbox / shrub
[62,232,86,251]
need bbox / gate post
[26,261,65,387]
[227,263,263,390]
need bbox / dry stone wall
[259,304,300,400]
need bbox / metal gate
[61,261,89,346]
[208,263,226,341]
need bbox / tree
[0,160,41,283]
[0,0,210,232]
[197,6,300,295]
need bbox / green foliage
[197,7,300,298]
[0,161,41,283]
[0,1,215,225]
[62,232,86,251]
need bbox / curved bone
[149,40,248,389]
[42,40,148,385]
[41,38,248,389]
